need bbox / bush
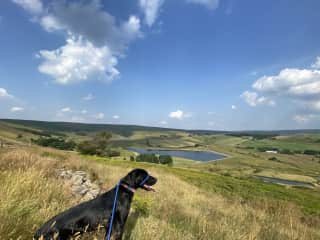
[159,155,173,165]
[279,149,293,155]
[135,154,173,165]
[32,137,76,150]
[77,131,113,156]
[136,154,159,163]
[102,149,121,158]
[303,150,320,155]
[77,141,98,155]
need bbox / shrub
[279,149,293,155]
[304,150,320,155]
[77,131,113,156]
[159,155,173,165]
[136,154,159,163]
[32,137,76,150]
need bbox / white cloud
[83,93,94,101]
[159,120,167,125]
[10,106,24,112]
[241,91,275,107]
[169,110,192,120]
[0,88,14,99]
[252,68,320,98]
[37,37,119,84]
[39,1,141,51]
[231,105,237,110]
[186,0,219,10]
[311,57,320,69]
[12,0,43,14]
[40,15,62,32]
[61,107,71,113]
[113,115,120,119]
[94,112,105,119]
[81,109,87,114]
[244,57,320,113]
[293,114,316,124]
[15,0,141,85]
[139,0,164,26]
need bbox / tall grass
[0,147,319,239]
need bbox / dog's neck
[120,183,136,193]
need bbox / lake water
[127,147,226,162]
[256,176,314,187]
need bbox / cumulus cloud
[113,115,120,119]
[94,112,105,119]
[252,68,320,99]
[241,91,275,107]
[81,109,87,114]
[61,107,72,113]
[242,57,320,115]
[186,0,219,10]
[12,0,43,14]
[37,37,119,84]
[139,0,164,27]
[40,1,141,50]
[159,120,167,125]
[293,114,317,124]
[15,0,141,85]
[311,57,320,69]
[10,106,24,112]
[231,105,237,110]
[169,110,192,120]
[0,88,14,99]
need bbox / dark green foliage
[304,150,320,155]
[159,155,173,165]
[77,131,120,157]
[136,154,159,163]
[130,156,135,161]
[279,149,293,155]
[77,141,98,155]
[257,147,279,152]
[32,137,76,150]
[102,149,121,157]
[135,154,172,165]
[16,134,23,139]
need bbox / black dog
[34,169,157,240]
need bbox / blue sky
[0,0,320,130]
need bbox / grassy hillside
[0,119,320,239]
[1,146,320,240]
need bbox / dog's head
[122,169,157,192]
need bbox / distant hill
[1,119,319,137]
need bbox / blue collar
[139,175,150,187]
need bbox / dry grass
[0,147,319,240]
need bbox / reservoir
[256,176,314,187]
[127,147,227,162]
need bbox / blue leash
[106,175,149,240]
[106,182,120,240]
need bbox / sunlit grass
[0,147,319,239]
